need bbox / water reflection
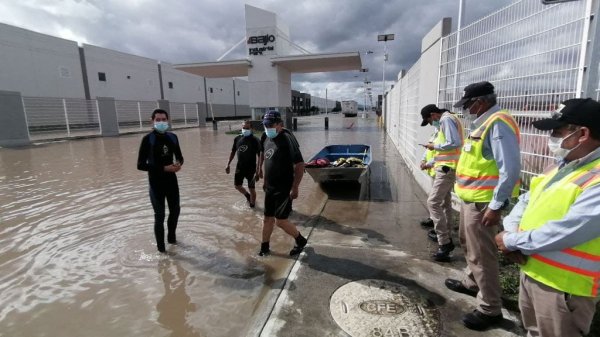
[157,259,201,337]
[0,116,379,336]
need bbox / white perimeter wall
[0,23,85,98]
[83,44,161,101]
[161,62,206,103]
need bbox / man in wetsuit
[226,120,261,207]
[137,109,184,253]
[258,110,307,256]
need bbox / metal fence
[115,100,159,133]
[22,98,204,140]
[23,97,101,140]
[386,0,594,193]
[387,60,421,168]
[169,102,199,127]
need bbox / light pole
[377,34,394,100]
[360,68,369,113]
[325,87,328,115]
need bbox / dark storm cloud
[0,0,515,102]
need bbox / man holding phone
[419,104,463,262]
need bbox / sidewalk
[247,120,523,337]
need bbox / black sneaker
[462,310,503,331]
[420,218,434,228]
[444,278,478,297]
[432,241,455,262]
[157,244,166,253]
[289,235,308,256]
[258,242,270,256]
[427,229,438,243]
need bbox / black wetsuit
[231,134,261,188]
[262,130,303,219]
[137,131,184,251]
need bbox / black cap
[532,98,600,132]
[263,110,282,126]
[453,81,495,108]
[420,104,448,126]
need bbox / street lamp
[377,33,394,103]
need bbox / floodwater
[0,114,385,337]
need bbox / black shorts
[234,169,256,188]
[264,189,292,219]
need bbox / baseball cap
[453,81,495,108]
[262,110,282,126]
[532,98,600,132]
[420,104,449,126]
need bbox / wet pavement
[0,115,522,336]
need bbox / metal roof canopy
[173,59,251,78]
[271,52,362,73]
[173,52,362,78]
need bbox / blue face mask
[432,120,440,128]
[154,121,169,133]
[265,127,277,138]
[241,129,252,137]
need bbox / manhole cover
[330,279,441,337]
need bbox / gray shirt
[503,146,600,254]
[471,105,521,210]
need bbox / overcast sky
[0,0,514,104]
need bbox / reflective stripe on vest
[520,159,600,296]
[454,110,520,202]
[433,112,463,169]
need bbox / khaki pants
[519,273,597,337]
[427,167,455,245]
[459,201,502,316]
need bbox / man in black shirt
[137,109,184,253]
[226,120,261,207]
[259,111,307,256]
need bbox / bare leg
[275,219,300,238]
[249,188,256,204]
[235,185,249,196]
[262,216,276,242]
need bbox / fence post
[0,91,30,146]
[62,99,71,137]
[183,104,188,126]
[580,0,600,99]
[197,102,207,127]
[97,97,119,136]
[137,102,142,130]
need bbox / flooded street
[0,115,386,337]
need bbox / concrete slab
[246,117,523,337]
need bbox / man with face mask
[137,109,184,253]
[226,120,261,207]
[495,98,600,336]
[419,104,464,262]
[445,81,521,330]
[258,110,307,256]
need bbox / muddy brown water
[0,115,386,336]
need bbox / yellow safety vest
[520,158,600,297]
[455,110,521,202]
[424,130,438,177]
[425,148,435,177]
[433,112,464,170]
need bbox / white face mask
[547,129,581,160]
